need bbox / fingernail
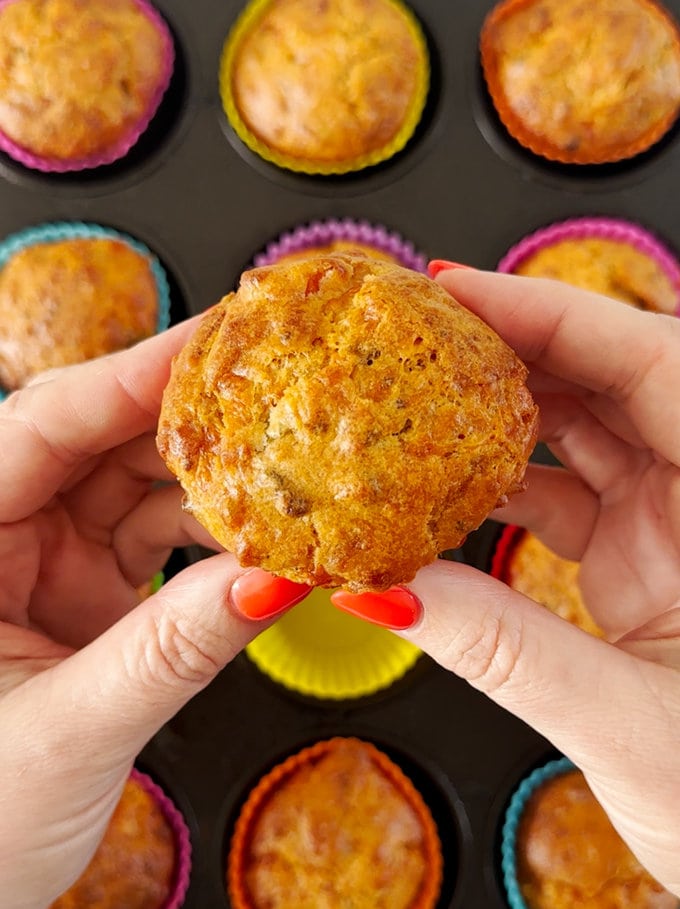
[330,586,422,630]
[427,259,475,278]
[230,568,312,620]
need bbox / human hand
[332,268,680,896]
[0,318,311,909]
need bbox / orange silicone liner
[227,737,443,909]
[479,0,680,164]
[219,0,430,175]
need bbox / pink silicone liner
[131,768,192,909]
[497,216,680,317]
[253,218,428,273]
[0,0,175,173]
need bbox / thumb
[19,553,309,767]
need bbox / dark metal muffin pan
[3,0,679,905]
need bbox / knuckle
[439,609,524,695]
[141,609,223,689]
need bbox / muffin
[0,0,174,172]
[227,737,442,909]
[253,219,428,272]
[0,223,170,392]
[50,770,191,909]
[502,758,677,908]
[491,526,603,636]
[157,253,538,592]
[480,0,680,164]
[499,218,680,315]
[219,0,430,174]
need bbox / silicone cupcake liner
[227,737,443,909]
[489,524,525,581]
[246,586,421,700]
[252,218,428,272]
[131,768,192,909]
[480,0,680,165]
[497,216,680,316]
[0,0,174,173]
[500,756,575,909]
[0,221,172,400]
[219,0,430,175]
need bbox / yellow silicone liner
[227,737,443,909]
[246,586,421,699]
[219,0,430,175]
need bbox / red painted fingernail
[427,259,475,278]
[230,569,312,620]
[330,586,422,630]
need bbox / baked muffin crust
[481,0,680,163]
[0,237,158,390]
[513,237,679,314]
[0,0,169,161]
[158,254,538,591]
[226,0,428,169]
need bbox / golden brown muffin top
[517,770,677,909]
[158,254,538,591]
[513,237,679,314]
[229,0,427,166]
[0,237,158,390]
[274,239,400,265]
[0,0,168,160]
[242,740,434,909]
[506,532,603,636]
[481,0,680,163]
[50,778,176,909]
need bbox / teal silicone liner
[500,755,575,909]
[0,221,172,400]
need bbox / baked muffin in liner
[253,218,427,272]
[219,0,430,175]
[480,0,680,165]
[498,216,680,316]
[227,737,443,909]
[0,221,172,398]
[501,757,677,909]
[0,0,174,173]
[490,524,603,636]
[50,768,191,909]
[246,585,421,699]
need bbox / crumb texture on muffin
[480,0,680,163]
[226,0,428,169]
[229,738,441,909]
[513,237,679,313]
[158,253,538,592]
[49,777,176,909]
[516,770,677,908]
[0,237,158,390]
[0,0,169,160]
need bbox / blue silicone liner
[501,756,575,909]
[0,221,172,400]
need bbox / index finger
[437,269,680,466]
[0,312,206,522]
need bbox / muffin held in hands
[157,254,538,592]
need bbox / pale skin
[0,270,678,905]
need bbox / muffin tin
[3,0,680,906]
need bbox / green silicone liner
[0,221,171,400]
[501,756,575,909]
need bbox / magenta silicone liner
[131,768,192,909]
[0,0,174,173]
[253,218,428,273]
[497,216,680,316]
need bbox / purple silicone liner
[0,0,174,173]
[131,769,192,909]
[253,218,428,273]
[497,216,680,316]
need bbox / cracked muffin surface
[157,254,538,592]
